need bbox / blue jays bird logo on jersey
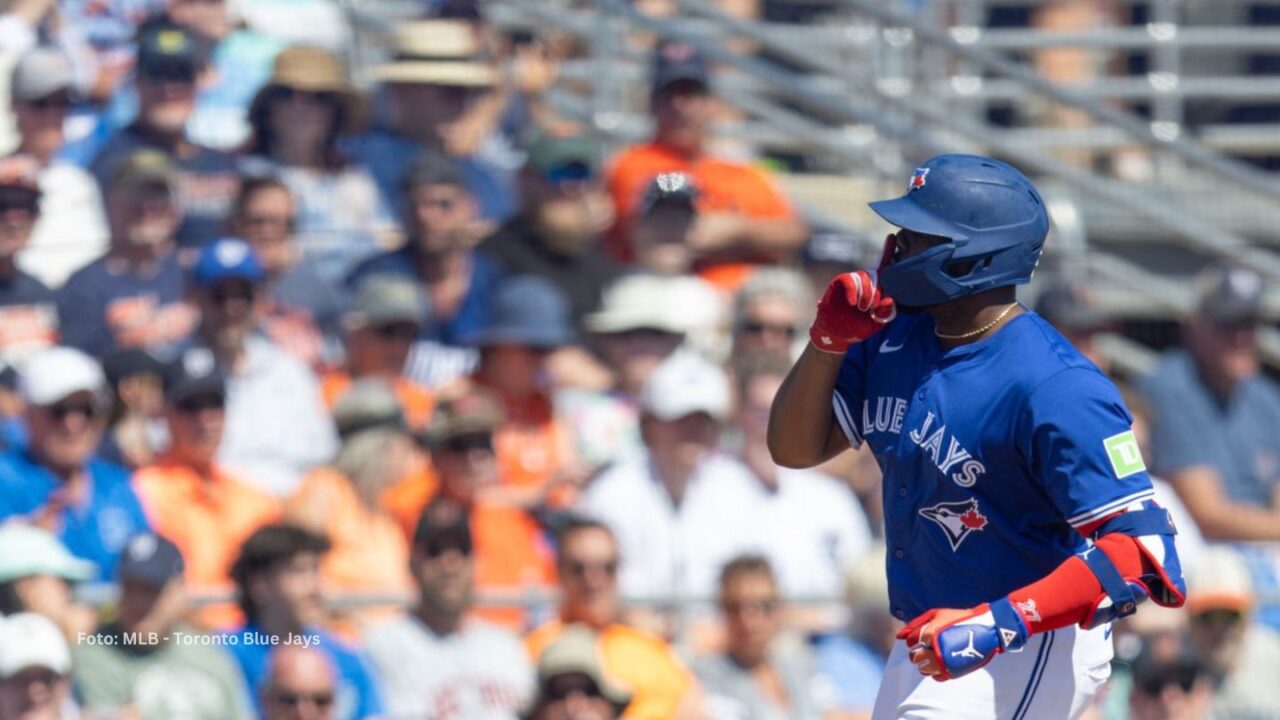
[920,498,988,551]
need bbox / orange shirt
[380,462,555,630]
[492,392,576,509]
[320,372,437,431]
[526,621,693,720]
[133,459,281,629]
[606,142,797,291]
[287,468,412,595]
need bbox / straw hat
[249,45,366,135]
[372,20,498,87]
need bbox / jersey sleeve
[831,343,869,449]
[1021,367,1155,531]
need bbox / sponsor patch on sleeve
[1103,430,1146,478]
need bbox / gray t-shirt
[1140,350,1280,507]
[72,624,253,720]
[694,636,837,720]
[364,613,533,720]
[1207,624,1280,720]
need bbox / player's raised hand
[809,268,897,353]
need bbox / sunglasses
[722,598,780,615]
[544,162,594,186]
[422,534,473,558]
[441,433,494,454]
[272,692,334,708]
[1192,608,1245,627]
[564,560,618,578]
[546,677,605,702]
[26,93,72,111]
[1139,665,1200,697]
[415,196,458,212]
[0,198,38,215]
[739,321,796,338]
[275,87,340,105]
[373,323,419,341]
[142,64,198,84]
[176,394,225,414]
[210,284,256,305]
[48,401,99,421]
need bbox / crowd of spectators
[0,1,1275,720]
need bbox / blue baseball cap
[118,533,185,588]
[192,237,266,286]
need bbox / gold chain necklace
[934,302,1020,340]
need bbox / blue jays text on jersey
[831,311,1155,623]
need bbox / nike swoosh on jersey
[881,339,905,353]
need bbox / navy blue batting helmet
[870,154,1049,307]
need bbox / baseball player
[767,154,1185,719]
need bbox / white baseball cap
[639,351,730,421]
[1187,545,1254,614]
[19,347,106,407]
[0,613,71,678]
[585,274,689,335]
[0,523,96,583]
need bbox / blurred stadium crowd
[0,0,1276,719]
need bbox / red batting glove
[809,270,897,354]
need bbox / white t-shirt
[579,451,766,602]
[217,335,338,496]
[757,467,872,604]
[363,614,533,720]
[18,162,108,289]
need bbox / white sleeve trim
[832,392,863,449]
[1067,489,1155,528]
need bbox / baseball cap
[192,238,266,286]
[412,498,473,555]
[466,276,573,349]
[1034,280,1107,333]
[109,149,175,193]
[332,379,406,440]
[0,523,97,583]
[637,172,698,218]
[118,533,185,588]
[1196,264,1264,324]
[136,19,205,80]
[525,134,598,183]
[584,274,688,336]
[11,47,75,102]
[652,39,709,95]
[531,625,632,714]
[0,613,71,679]
[420,388,503,448]
[802,229,870,268]
[163,347,226,404]
[346,275,428,329]
[102,348,165,388]
[1186,545,1254,615]
[18,346,106,407]
[402,151,468,194]
[639,351,730,421]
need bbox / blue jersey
[832,311,1154,623]
[0,450,151,580]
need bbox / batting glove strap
[809,270,897,354]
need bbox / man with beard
[480,134,621,326]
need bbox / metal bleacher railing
[456,0,1280,377]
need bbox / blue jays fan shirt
[833,311,1154,623]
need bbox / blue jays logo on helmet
[919,498,988,551]
[871,154,1050,307]
[909,167,929,191]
